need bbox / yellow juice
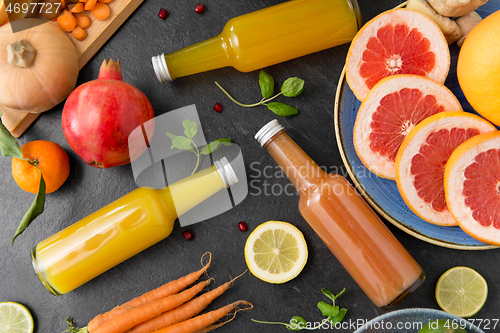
[153,0,361,81]
[32,164,229,295]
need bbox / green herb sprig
[251,288,347,331]
[166,119,231,175]
[0,110,46,245]
[215,70,304,117]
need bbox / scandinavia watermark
[288,317,424,331]
[248,161,377,197]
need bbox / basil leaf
[0,110,23,159]
[267,102,298,116]
[201,138,231,155]
[183,119,198,139]
[12,168,46,245]
[287,316,306,331]
[259,70,274,99]
[281,77,304,97]
[317,302,339,318]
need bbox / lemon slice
[244,221,308,284]
[0,302,34,333]
[436,266,488,318]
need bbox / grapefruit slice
[445,131,500,245]
[346,8,450,101]
[396,112,496,226]
[353,74,462,180]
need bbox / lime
[435,266,488,318]
[0,302,34,333]
[244,221,308,284]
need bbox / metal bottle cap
[151,54,172,83]
[214,156,238,187]
[254,119,284,146]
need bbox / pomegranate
[62,59,155,168]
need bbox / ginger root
[427,0,488,17]
[455,11,483,46]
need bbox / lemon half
[0,302,34,333]
[436,266,488,318]
[244,221,308,284]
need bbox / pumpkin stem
[7,39,36,68]
[98,59,123,81]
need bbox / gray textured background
[1,0,499,332]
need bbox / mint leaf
[317,302,339,318]
[201,138,231,155]
[281,77,304,97]
[183,119,197,139]
[329,308,347,326]
[259,70,274,99]
[267,102,298,116]
[166,132,193,151]
[322,288,345,304]
[12,168,46,245]
[0,110,23,159]
[287,316,306,331]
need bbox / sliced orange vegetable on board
[57,11,77,32]
[75,14,91,28]
[92,2,109,20]
[98,0,114,3]
[70,3,85,13]
[72,26,86,41]
[84,0,97,10]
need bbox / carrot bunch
[64,253,253,333]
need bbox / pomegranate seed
[213,102,223,113]
[158,8,168,20]
[182,230,194,241]
[194,3,205,14]
[238,221,247,232]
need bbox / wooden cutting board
[1,0,144,138]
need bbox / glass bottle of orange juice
[31,157,238,295]
[151,0,361,82]
[255,120,424,309]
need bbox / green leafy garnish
[252,288,347,331]
[0,110,46,245]
[215,70,304,116]
[62,317,88,333]
[166,119,231,175]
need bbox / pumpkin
[0,18,79,113]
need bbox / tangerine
[12,140,70,194]
[457,10,500,126]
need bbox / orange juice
[152,0,361,82]
[255,120,424,309]
[31,159,237,295]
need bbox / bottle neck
[163,35,230,80]
[264,131,326,193]
[162,165,228,217]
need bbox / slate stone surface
[1,0,499,332]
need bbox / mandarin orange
[12,140,70,194]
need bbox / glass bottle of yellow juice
[31,157,238,295]
[255,120,424,309]
[151,0,361,82]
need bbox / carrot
[91,2,110,20]
[70,2,85,12]
[72,26,87,41]
[97,0,114,3]
[91,279,211,333]
[76,14,91,28]
[126,272,246,333]
[87,252,212,332]
[84,0,97,10]
[61,0,67,9]
[57,11,77,32]
[154,301,253,333]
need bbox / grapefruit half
[346,8,450,101]
[353,74,462,180]
[445,131,500,245]
[396,112,496,226]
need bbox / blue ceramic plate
[334,1,500,249]
[354,308,485,333]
